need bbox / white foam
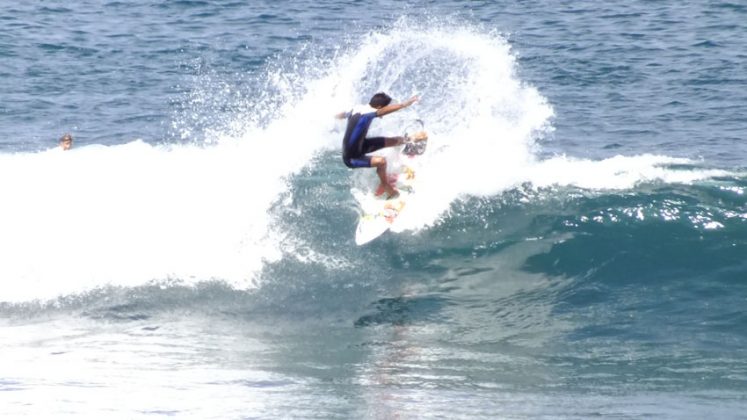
[0,141,290,301]
[525,154,729,190]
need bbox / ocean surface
[1,1,746,418]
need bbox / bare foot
[376,183,399,198]
[410,130,428,142]
[385,185,399,199]
[375,174,399,196]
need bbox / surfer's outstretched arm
[375,96,419,117]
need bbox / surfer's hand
[405,96,419,106]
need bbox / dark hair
[59,133,73,142]
[369,92,392,108]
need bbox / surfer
[58,133,73,151]
[335,93,420,199]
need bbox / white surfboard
[355,192,409,245]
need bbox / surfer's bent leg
[384,136,406,147]
[361,136,405,154]
[370,156,398,198]
[342,155,397,198]
[345,137,401,199]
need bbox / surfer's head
[369,92,392,109]
[59,133,73,151]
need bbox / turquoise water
[1,1,746,418]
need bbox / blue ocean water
[1,1,746,418]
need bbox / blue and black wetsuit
[341,105,387,168]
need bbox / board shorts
[343,137,387,168]
[341,106,387,168]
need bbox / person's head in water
[369,92,392,109]
[59,133,73,151]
